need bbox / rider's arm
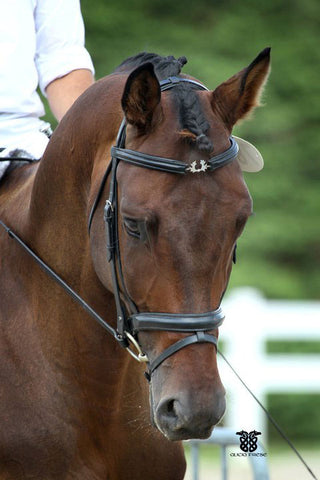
[45,68,94,121]
[35,0,94,122]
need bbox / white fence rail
[219,288,320,439]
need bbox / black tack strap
[88,161,112,233]
[159,76,208,92]
[129,308,224,334]
[148,333,217,375]
[110,136,239,175]
[0,157,37,163]
[110,146,187,174]
[0,220,119,341]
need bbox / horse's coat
[0,49,270,479]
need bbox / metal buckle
[104,199,113,219]
[125,332,149,363]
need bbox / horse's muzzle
[154,390,226,441]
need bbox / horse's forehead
[119,164,250,225]
[160,173,250,227]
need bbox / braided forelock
[175,85,213,153]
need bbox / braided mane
[114,53,213,153]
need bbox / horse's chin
[156,423,214,442]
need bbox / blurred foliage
[268,393,320,443]
[267,340,320,354]
[45,0,320,299]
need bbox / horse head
[90,49,270,441]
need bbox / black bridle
[88,76,239,380]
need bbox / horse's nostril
[157,397,178,420]
[155,392,226,440]
[155,397,183,434]
[165,399,176,416]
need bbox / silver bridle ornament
[186,159,209,173]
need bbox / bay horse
[0,49,270,479]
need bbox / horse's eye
[123,218,140,239]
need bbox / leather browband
[110,137,239,174]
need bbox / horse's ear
[121,62,161,131]
[212,48,271,130]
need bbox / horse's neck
[29,77,123,273]
[24,78,126,367]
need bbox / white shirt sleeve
[34,0,95,95]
